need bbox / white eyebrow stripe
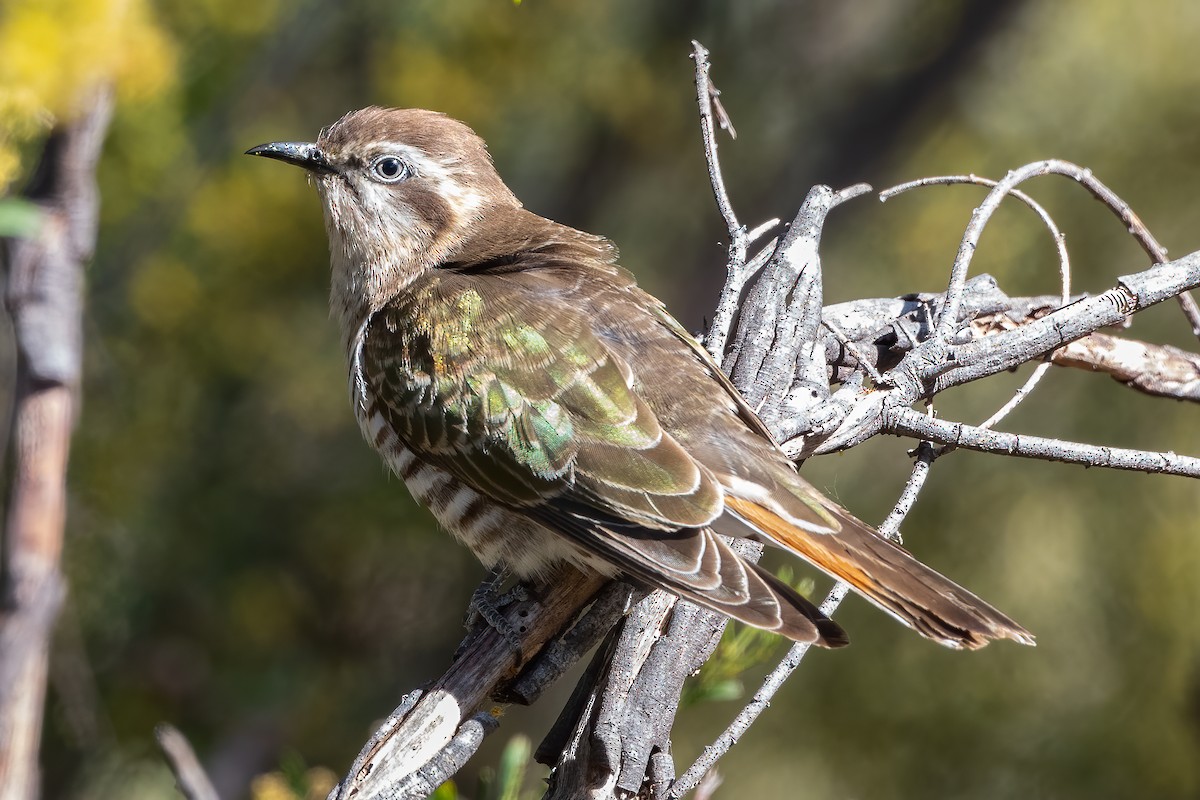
[361,143,486,221]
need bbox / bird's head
[247,107,520,343]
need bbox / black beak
[245,141,335,174]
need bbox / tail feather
[724,496,1034,650]
[660,531,848,646]
[544,509,850,646]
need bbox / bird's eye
[370,156,410,183]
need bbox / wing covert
[358,273,723,528]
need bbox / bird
[246,107,1033,650]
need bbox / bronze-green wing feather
[361,270,721,525]
[359,267,847,644]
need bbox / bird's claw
[461,569,530,659]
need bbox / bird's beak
[245,141,336,174]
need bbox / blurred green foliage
[3,1,1200,798]
[248,751,335,800]
[476,735,534,800]
[0,197,41,237]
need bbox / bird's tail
[724,496,1035,650]
[588,524,852,646]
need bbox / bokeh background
[3,1,1200,798]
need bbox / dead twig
[1051,333,1200,400]
[886,408,1200,477]
[156,724,221,800]
[692,39,749,362]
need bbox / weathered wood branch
[792,250,1200,460]
[325,569,607,800]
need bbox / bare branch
[931,252,1200,393]
[819,275,1065,380]
[799,249,1200,458]
[883,173,1072,432]
[726,186,834,406]
[725,184,868,436]
[0,88,112,800]
[156,725,221,800]
[1007,153,1200,341]
[886,407,1200,477]
[885,160,1200,344]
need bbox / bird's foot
[462,568,530,657]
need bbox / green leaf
[0,198,42,238]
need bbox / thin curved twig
[882,172,1071,434]
[884,161,1200,343]
[882,164,1074,341]
[156,724,220,800]
[1062,164,1200,340]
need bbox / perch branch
[326,570,606,800]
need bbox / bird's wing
[360,272,723,526]
[532,267,1033,649]
[359,272,847,644]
